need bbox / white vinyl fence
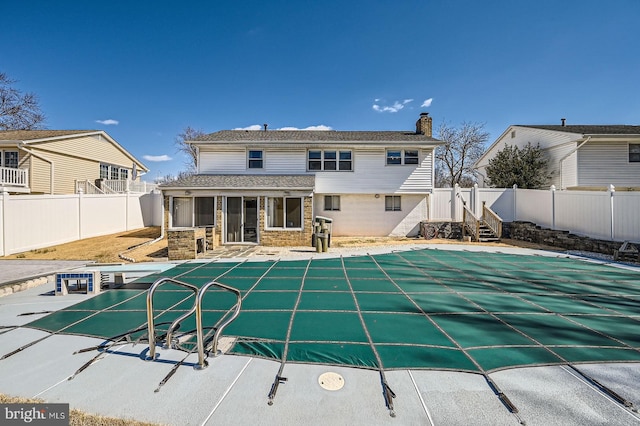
[432,184,640,243]
[0,190,163,256]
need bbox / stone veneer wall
[167,227,207,260]
[260,197,313,247]
[509,221,638,258]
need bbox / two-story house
[160,113,442,246]
[0,130,149,194]
[475,121,640,190]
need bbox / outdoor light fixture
[375,194,380,198]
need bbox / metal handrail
[146,277,199,360]
[195,280,242,370]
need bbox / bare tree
[0,72,46,130]
[435,121,489,187]
[175,126,206,173]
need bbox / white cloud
[421,98,433,107]
[143,154,172,162]
[233,125,263,130]
[372,99,413,113]
[96,119,119,125]
[279,125,332,131]
[234,124,332,131]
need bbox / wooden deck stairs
[462,201,503,243]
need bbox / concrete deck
[1,244,639,425]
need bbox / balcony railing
[76,179,157,194]
[0,167,29,188]
[102,179,156,193]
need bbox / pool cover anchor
[267,375,288,405]
[568,365,638,413]
[485,376,526,425]
[381,378,397,418]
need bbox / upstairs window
[630,144,640,162]
[1,150,19,168]
[308,150,352,171]
[404,150,419,164]
[339,151,352,170]
[387,149,420,165]
[248,150,264,169]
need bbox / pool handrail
[195,280,242,370]
[146,277,199,361]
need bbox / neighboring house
[475,121,640,190]
[0,130,149,194]
[160,113,442,246]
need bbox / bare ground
[1,227,562,263]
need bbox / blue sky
[3,0,639,180]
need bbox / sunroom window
[267,197,302,228]
[172,197,216,227]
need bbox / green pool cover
[26,248,640,373]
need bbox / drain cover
[318,372,344,391]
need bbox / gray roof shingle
[0,130,100,141]
[192,130,440,144]
[518,125,640,135]
[159,174,315,190]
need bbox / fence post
[512,184,518,222]
[473,183,480,217]
[609,184,615,240]
[455,184,462,221]
[1,189,8,256]
[550,185,556,230]
[126,190,131,231]
[78,188,84,240]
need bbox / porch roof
[159,174,315,190]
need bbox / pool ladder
[146,277,242,370]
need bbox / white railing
[75,180,104,194]
[0,167,28,187]
[102,179,156,193]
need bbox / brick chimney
[416,112,432,136]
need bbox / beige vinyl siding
[32,135,136,167]
[28,149,97,194]
[29,156,51,194]
[577,140,640,187]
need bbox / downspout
[18,143,55,194]
[558,136,591,190]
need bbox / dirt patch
[2,227,164,263]
[2,228,563,264]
